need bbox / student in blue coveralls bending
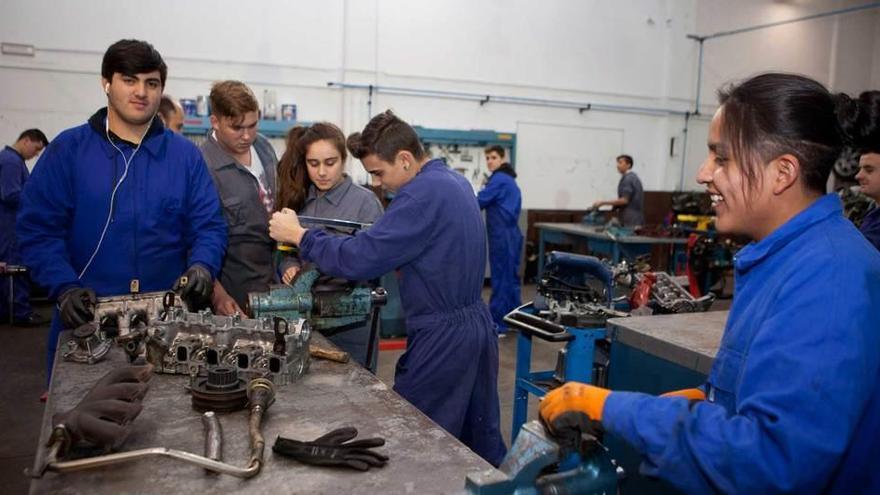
[478,145,523,334]
[269,110,507,466]
[17,40,227,377]
[843,91,880,251]
[539,73,880,494]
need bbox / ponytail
[837,91,880,154]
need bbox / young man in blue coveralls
[540,73,880,494]
[478,145,523,334]
[0,129,48,325]
[17,39,227,377]
[269,110,507,466]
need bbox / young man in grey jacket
[200,80,278,314]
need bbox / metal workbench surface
[607,311,729,375]
[534,222,689,245]
[30,333,492,494]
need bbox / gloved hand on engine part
[59,287,97,329]
[173,264,212,309]
[273,426,389,471]
[539,381,611,455]
[51,364,154,455]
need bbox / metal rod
[679,112,691,191]
[686,2,880,118]
[698,2,880,40]
[694,39,705,115]
[37,379,275,480]
[201,411,223,466]
[327,81,690,117]
[298,215,372,231]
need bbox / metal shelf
[181,116,311,139]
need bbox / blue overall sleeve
[0,155,24,208]
[601,257,879,493]
[477,177,502,209]
[16,144,82,299]
[182,148,227,278]
[300,191,430,281]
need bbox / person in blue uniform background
[843,90,880,251]
[16,39,227,376]
[1,129,48,325]
[269,110,507,466]
[478,145,522,334]
[539,73,880,494]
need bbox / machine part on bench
[643,272,714,314]
[145,309,311,386]
[465,420,620,494]
[190,367,249,412]
[62,322,113,364]
[248,265,387,332]
[90,290,187,337]
[29,378,277,480]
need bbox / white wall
[1,0,878,202]
[670,0,880,191]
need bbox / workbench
[605,310,728,494]
[30,333,492,494]
[535,222,688,277]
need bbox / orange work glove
[660,388,706,402]
[539,382,611,454]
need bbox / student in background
[841,90,880,250]
[158,95,184,133]
[199,81,278,315]
[477,145,522,334]
[592,154,644,226]
[0,128,49,326]
[275,122,383,369]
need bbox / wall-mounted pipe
[326,81,690,117]
[687,1,880,114]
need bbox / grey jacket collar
[306,175,353,207]
[201,132,277,192]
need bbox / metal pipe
[678,112,691,191]
[36,379,276,480]
[699,2,880,41]
[201,411,222,465]
[686,2,880,117]
[694,39,705,114]
[327,81,690,117]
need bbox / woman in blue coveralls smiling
[539,73,880,494]
[269,110,507,466]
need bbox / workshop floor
[0,286,731,494]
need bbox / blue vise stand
[505,251,616,442]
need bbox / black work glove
[59,287,97,330]
[539,411,604,457]
[173,264,212,309]
[51,365,153,455]
[273,427,389,471]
